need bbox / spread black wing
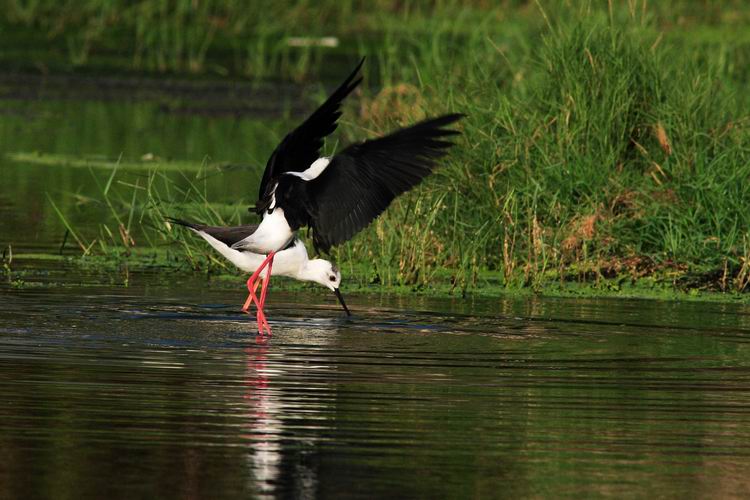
[167,218,259,247]
[304,113,464,252]
[255,57,364,214]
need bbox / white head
[301,259,350,315]
[303,259,342,290]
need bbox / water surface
[3,270,750,498]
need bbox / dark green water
[2,73,750,498]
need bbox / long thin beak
[333,288,351,316]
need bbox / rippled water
[3,271,750,498]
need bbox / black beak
[333,288,351,316]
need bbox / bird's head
[304,259,350,315]
[306,259,341,291]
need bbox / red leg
[257,300,270,335]
[255,252,275,335]
[260,254,274,308]
[250,251,276,282]
[258,255,274,336]
[242,275,261,313]
[256,278,265,333]
[241,271,271,335]
[240,251,275,313]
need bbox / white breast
[229,208,294,253]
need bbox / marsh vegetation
[3,0,750,298]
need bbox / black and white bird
[166,218,348,334]
[170,58,462,335]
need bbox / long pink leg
[241,272,271,335]
[244,279,271,335]
[239,251,276,335]
[242,277,269,336]
[255,278,265,333]
[255,252,275,334]
[240,251,275,311]
[242,275,261,313]
[258,256,274,336]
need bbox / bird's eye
[329,276,336,282]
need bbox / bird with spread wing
[170,58,463,335]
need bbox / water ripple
[2,284,750,497]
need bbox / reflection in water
[2,283,750,497]
[241,331,331,498]
[242,344,281,496]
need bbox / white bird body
[231,208,294,254]
[192,227,304,277]
[185,225,341,290]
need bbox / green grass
[4,1,750,79]
[6,1,750,298]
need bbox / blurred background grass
[2,0,750,294]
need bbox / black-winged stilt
[166,218,349,333]
[171,58,462,335]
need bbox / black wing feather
[255,57,365,213]
[306,113,464,252]
[167,218,259,247]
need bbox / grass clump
[334,4,750,294]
